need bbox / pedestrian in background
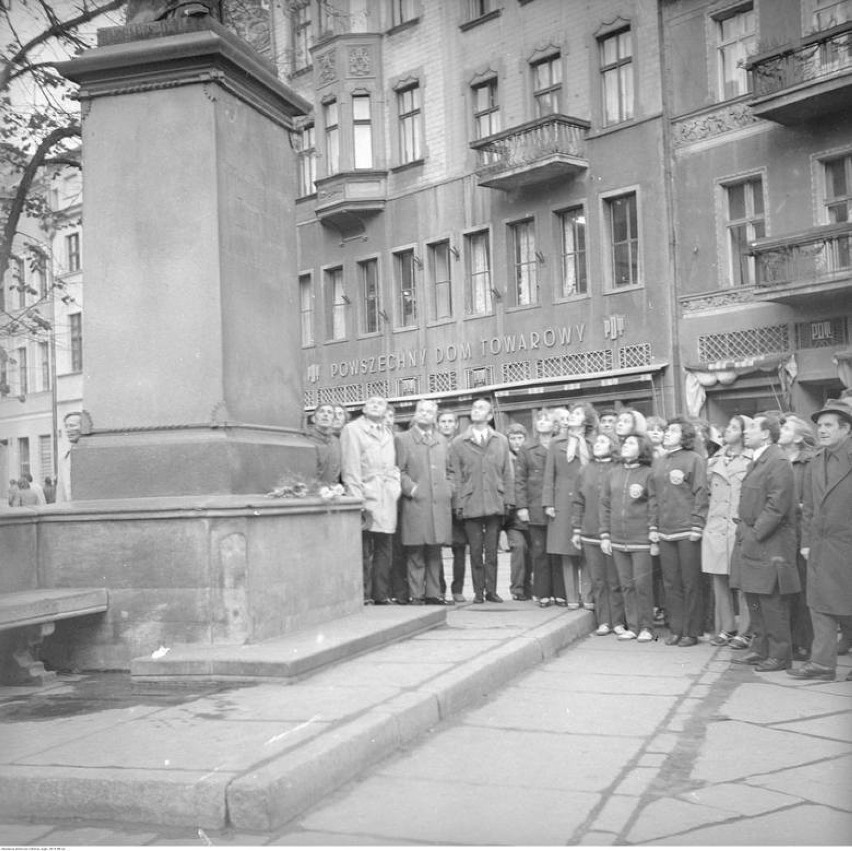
[730,414,799,672]
[505,423,533,601]
[43,476,56,504]
[437,410,467,602]
[654,416,709,647]
[790,399,852,681]
[305,403,342,485]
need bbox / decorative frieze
[680,288,755,313]
[672,102,760,148]
[348,46,373,77]
[316,49,337,86]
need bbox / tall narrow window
[532,55,562,117]
[467,0,492,19]
[69,311,83,372]
[39,341,49,391]
[325,100,340,176]
[825,154,852,222]
[292,1,312,72]
[510,219,538,306]
[472,78,499,139]
[17,346,28,395]
[725,177,765,286]
[465,230,492,315]
[398,84,422,164]
[352,94,373,169]
[717,6,756,100]
[428,241,452,320]
[391,0,416,26]
[298,124,317,196]
[395,250,417,327]
[360,259,380,333]
[559,207,587,297]
[18,437,30,478]
[299,274,314,346]
[14,256,26,308]
[39,434,52,480]
[66,232,80,272]
[326,267,346,341]
[600,29,634,126]
[813,0,849,31]
[607,192,640,288]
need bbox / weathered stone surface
[717,681,852,725]
[682,782,800,816]
[746,753,852,811]
[627,797,737,843]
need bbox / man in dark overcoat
[395,399,453,605]
[789,399,852,681]
[448,398,514,604]
[731,414,799,672]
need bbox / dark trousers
[585,543,624,628]
[390,530,409,602]
[449,516,468,595]
[464,515,502,596]
[508,528,532,597]
[530,524,565,600]
[659,539,703,638]
[747,589,792,663]
[789,553,813,653]
[406,545,443,602]
[362,531,392,603]
[613,550,653,632]
[810,609,852,670]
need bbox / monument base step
[130,606,447,688]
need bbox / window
[465,230,493,315]
[17,346,28,395]
[607,192,640,288]
[292,1,312,72]
[510,219,538,306]
[395,249,417,327]
[326,267,346,341]
[18,437,30,478]
[398,84,422,164]
[472,77,500,139]
[66,232,80,272]
[39,341,49,391]
[352,94,373,170]
[725,177,765,286]
[813,0,850,30]
[360,259,380,333]
[467,0,493,19]
[14,256,26,308]
[559,207,587,297]
[325,100,340,176]
[825,153,852,222]
[299,274,314,346]
[70,312,83,372]
[318,1,335,35]
[298,124,317,196]
[390,0,416,26]
[532,54,562,117]
[716,6,756,100]
[39,434,52,480]
[600,29,634,126]
[428,240,453,320]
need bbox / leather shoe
[512,594,530,601]
[664,634,682,646]
[732,651,765,665]
[424,597,446,605]
[678,636,698,647]
[754,657,790,672]
[473,593,484,604]
[485,592,504,603]
[787,662,835,681]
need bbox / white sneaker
[595,623,611,636]
[613,624,627,636]
[637,629,654,643]
[617,629,637,641]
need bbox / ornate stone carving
[672,102,760,148]
[316,50,337,86]
[222,0,274,62]
[348,46,373,77]
[680,288,756,313]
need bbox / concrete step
[130,606,448,686]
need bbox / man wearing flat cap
[789,399,852,681]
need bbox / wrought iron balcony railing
[747,21,852,98]
[470,114,590,190]
[753,222,852,291]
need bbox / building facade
[0,164,85,499]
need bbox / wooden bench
[0,588,108,686]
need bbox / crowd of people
[306,393,852,684]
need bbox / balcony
[746,22,852,123]
[470,115,589,191]
[314,170,388,233]
[752,222,852,304]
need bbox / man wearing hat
[789,399,852,681]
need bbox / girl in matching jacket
[572,432,625,635]
[600,433,659,642]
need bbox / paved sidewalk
[1,569,850,845]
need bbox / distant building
[0,160,84,500]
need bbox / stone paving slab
[520,669,691,695]
[626,796,739,844]
[680,781,801,816]
[745,753,852,811]
[717,680,852,724]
